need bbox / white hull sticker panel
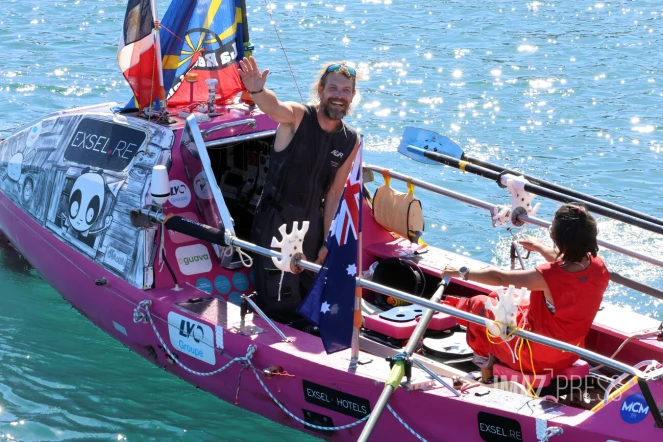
[168,312,216,365]
[0,110,175,289]
[175,243,213,275]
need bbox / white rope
[277,271,284,301]
[539,426,563,441]
[133,300,255,376]
[223,243,253,267]
[387,404,428,442]
[247,364,371,431]
[133,300,426,435]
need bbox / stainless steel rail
[365,164,663,269]
[202,118,257,138]
[520,214,663,268]
[366,164,498,212]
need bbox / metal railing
[202,118,257,138]
[364,164,663,301]
[225,234,651,379]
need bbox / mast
[150,0,167,112]
[239,0,255,105]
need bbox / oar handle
[463,154,663,228]
[163,214,227,245]
[413,147,663,236]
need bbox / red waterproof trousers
[445,255,609,373]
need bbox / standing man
[238,56,360,324]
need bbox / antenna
[149,164,182,292]
[205,78,218,115]
[150,165,170,206]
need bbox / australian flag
[298,139,363,354]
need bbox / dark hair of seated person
[550,202,599,263]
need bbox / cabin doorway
[204,132,275,240]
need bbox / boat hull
[2,183,662,442]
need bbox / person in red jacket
[441,202,610,383]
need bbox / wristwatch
[459,266,470,281]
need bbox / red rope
[159,23,186,46]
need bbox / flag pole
[150,0,168,112]
[349,135,364,370]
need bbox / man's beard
[321,98,351,120]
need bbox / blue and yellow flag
[125,0,246,109]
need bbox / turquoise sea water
[1,0,662,440]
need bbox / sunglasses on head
[326,64,356,77]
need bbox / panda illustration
[61,168,113,237]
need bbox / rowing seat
[364,306,457,340]
[492,359,590,388]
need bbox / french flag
[117,0,161,110]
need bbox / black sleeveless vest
[258,105,358,219]
[252,105,357,257]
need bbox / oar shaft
[358,279,451,442]
[420,149,663,236]
[464,154,663,228]
[517,214,663,269]
[403,279,450,355]
[357,384,396,442]
[521,182,663,236]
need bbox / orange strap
[406,177,415,194]
[381,169,392,186]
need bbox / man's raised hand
[238,56,270,92]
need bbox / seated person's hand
[518,236,542,252]
[440,263,462,278]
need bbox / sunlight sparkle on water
[517,44,538,53]
[529,79,553,89]
[632,125,654,134]
[454,49,470,58]
[490,69,502,77]
[362,100,381,110]
[452,69,462,79]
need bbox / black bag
[372,258,425,307]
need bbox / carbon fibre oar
[407,146,663,236]
[398,126,663,228]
